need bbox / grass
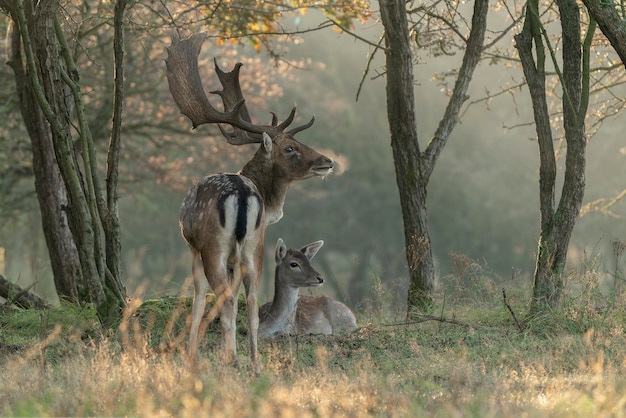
[2,265,626,417]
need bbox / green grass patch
[2,276,626,417]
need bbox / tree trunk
[515,0,587,314]
[379,0,488,315]
[379,0,434,313]
[2,0,127,326]
[7,25,85,302]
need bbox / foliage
[2,0,626,322]
[3,266,626,416]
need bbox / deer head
[166,33,335,224]
[274,238,325,289]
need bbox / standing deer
[166,33,335,373]
[259,238,357,337]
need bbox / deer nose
[316,276,324,284]
[324,157,335,168]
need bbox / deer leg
[188,252,208,360]
[218,282,239,368]
[243,251,262,374]
[243,274,260,374]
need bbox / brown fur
[182,134,333,373]
[259,239,357,338]
[167,35,334,373]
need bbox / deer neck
[240,157,291,225]
[263,267,300,332]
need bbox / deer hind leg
[193,250,239,367]
[219,276,239,368]
[243,251,263,374]
[188,251,208,361]
[210,254,240,368]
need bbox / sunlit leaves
[160,0,373,51]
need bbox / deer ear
[275,238,287,263]
[261,132,273,155]
[301,240,324,260]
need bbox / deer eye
[284,146,294,153]
[289,262,299,268]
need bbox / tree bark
[379,0,433,312]
[6,4,85,302]
[2,0,127,326]
[0,274,52,309]
[515,0,587,313]
[379,0,488,314]
[581,0,626,67]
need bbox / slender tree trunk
[515,0,588,313]
[379,0,434,313]
[102,0,128,308]
[379,0,488,315]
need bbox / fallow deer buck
[166,33,334,373]
[259,238,357,337]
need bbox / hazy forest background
[1,3,625,314]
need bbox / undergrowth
[2,255,626,417]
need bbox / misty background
[1,10,625,314]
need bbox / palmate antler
[165,33,315,144]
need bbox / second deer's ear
[275,238,287,263]
[301,240,324,260]
[261,132,273,155]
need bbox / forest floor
[1,269,626,417]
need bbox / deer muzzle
[312,157,335,176]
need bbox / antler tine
[277,106,316,136]
[211,59,263,143]
[275,106,297,131]
[270,112,279,126]
[287,115,316,136]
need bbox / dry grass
[2,264,626,417]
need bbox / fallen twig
[502,288,525,332]
[383,313,499,331]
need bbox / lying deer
[166,34,334,373]
[259,238,357,337]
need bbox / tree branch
[0,274,51,310]
[421,0,489,181]
[581,0,626,67]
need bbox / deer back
[180,173,264,256]
[296,295,358,335]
